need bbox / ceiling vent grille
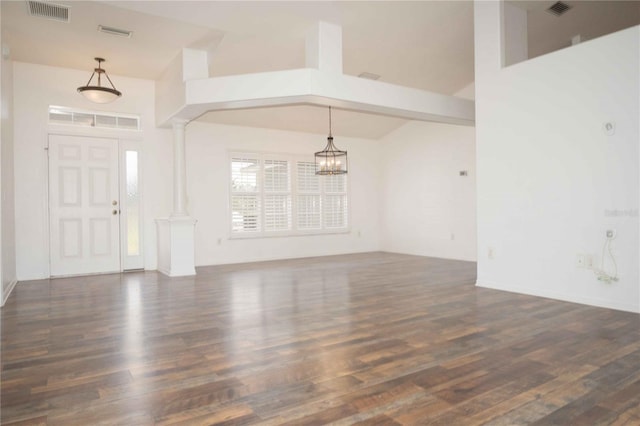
[98,25,133,38]
[547,1,571,16]
[27,1,70,22]
[358,72,381,81]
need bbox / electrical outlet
[606,229,616,239]
[585,255,594,269]
[576,254,594,269]
[488,247,496,259]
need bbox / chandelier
[315,106,347,175]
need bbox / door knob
[112,200,118,206]
[112,210,118,215]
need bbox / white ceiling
[107,1,476,94]
[0,0,223,80]
[2,1,638,139]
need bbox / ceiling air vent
[98,25,133,38]
[358,72,381,81]
[27,1,70,23]
[547,1,571,16]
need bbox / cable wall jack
[593,230,618,284]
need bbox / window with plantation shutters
[231,156,261,233]
[230,153,348,237]
[296,162,322,230]
[296,160,348,232]
[263,159,291,231]
[323,174,348,229]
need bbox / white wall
[475,3,639,313]
[379,121,476,261]
[13,62,172,280]
[185,121,381,265]
[1,52,17,304]
[503,2,528,66]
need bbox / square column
[156,118,196,277]
[156,217,196,277]
[305,21,343,74]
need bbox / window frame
[229,151,350,239]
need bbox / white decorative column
[156,119,197,277]
[172,119,188,217]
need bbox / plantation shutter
[296,161,322,230]
[323,174,348,229]
[231,156,261,233]
[263,159,291,231]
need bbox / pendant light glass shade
[315,107,348,175]
[77,57,122,103]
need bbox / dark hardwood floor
[1,252,639,425]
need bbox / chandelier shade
[77,57,122,103]
[315,107,348,175]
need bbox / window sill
[229,229,351,240]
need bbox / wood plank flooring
[2,252,640,425]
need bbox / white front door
[49,135,120,276]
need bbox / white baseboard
[476,280,639,314]
[157,267,196,278]
[1,280,18,307]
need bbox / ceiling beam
[183,69,475,124]
[157,66,474,127]
[155,22,475,129]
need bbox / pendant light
[315,107,348,175]
[77,57,122,103]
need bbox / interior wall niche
[504,0,640,67]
